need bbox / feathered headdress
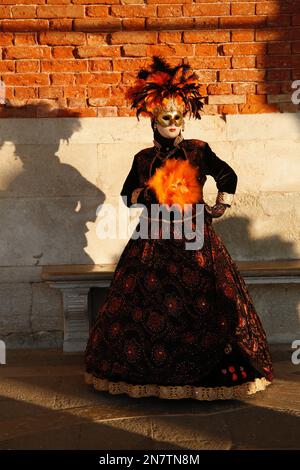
[125,55,206,121]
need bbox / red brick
[52,47,75,59]
[4,74,50,86]
[291,28,300,40]
[184,4,229,16]
[14,33,36,45]
[186,56,231,69]
[86,34,107,45]
[75,72,121,86]
[266,69,291,81]
[257,55,293,68]
[0,0,45,4]
[255,2,282,15]
[148,0,191,2]
[47,0,73,4]
[207,83,232,95]
[87,86,111,99]
[184,31,230,43]
[51,73,75,85]
[219,69,266,82]
[220,16,266,28]
[0,61,14,73]
[49,19,72,31]
[2,20,49,32]
[292,68,300,80]
[85,6,109,17]
[41,60,88,72]
[3,46,51,60]
[292,42,300,54]
[157,5,182,17]
[194,17,218,29]
[0,6,11,18]
[239,103,279,113]
[180,67,216,83]
[146,44,194,57]
[111,5,156,17]
[119,107,136,117]
[257,83,281,94]
[222,43,267,55]
[39,32,86,46]
[89,59,112,72]
[73,18,121,31]
[293,14,300,26]
[267,15,291,27]
[218,104,238,114]
[75,46,121,58]
[37,6,84,18]
[246,94,267,104]
[195,44,218,56]
[112,58,153,72]
[231,31,255,42]
[122,71,139,85]
[64,86,86,99]
[122,18,145,31]
[232,56,256,68]
[256,0,300,16]
[232,83,256,94]
[268,42,291,55]
[231,3,255,15]
[97,107,118,117]
[38,86,64,98]
[111,31,156,44]
[158,32,182,44]
[16,60,39,73]
[14,87,37,100]
[67,98,87,108]
[11,6,36,18]
[256,29,290,41]
[0,34,13,46]
[147,18,194,30]
[122,44,147,57]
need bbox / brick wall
[0,1,299,118]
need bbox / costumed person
[84,56,273,400]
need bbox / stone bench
[41,260,300,352]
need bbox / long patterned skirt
[84,206,273,400]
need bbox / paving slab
[0,345,299,450]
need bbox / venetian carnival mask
[154,98,185,138]
[156,109,184,128]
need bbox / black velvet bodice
[120,134,238,207]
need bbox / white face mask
[156,122,182,139]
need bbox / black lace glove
[131,185,158,206]
[204,202,228,218]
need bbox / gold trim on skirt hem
[84,372,272,401]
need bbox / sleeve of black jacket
[120,154,157,208]
[203,142,238,195]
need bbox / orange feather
[147,159,202,210]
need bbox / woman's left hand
[204,202,227,218]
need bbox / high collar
[153,127,184,151]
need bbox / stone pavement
[0,345,299,450]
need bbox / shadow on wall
[0,102,105,266]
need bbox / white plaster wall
[0,113,299,346]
